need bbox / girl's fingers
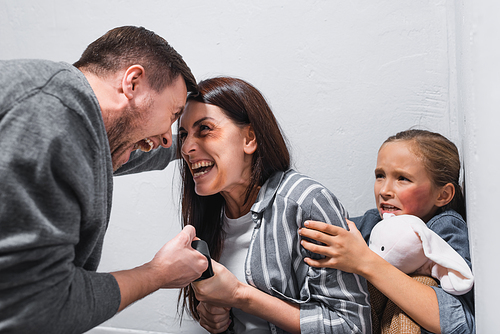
[345,219,358,232]
[299,224,343,246]
[303,220,341,235]
[303,257,330,268]
[300,239,331,256]
[299,227,330,244]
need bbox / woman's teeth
[194,170,210,177]
[192,161,214,169]
[191,161,214,177]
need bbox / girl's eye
[398,176,411,182]
[375,173,385,179]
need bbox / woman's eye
[197,124,212,136]
[179,132,187,141]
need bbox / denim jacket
[353,209,475,334]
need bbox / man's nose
[160,130,173,148]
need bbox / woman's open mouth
[191,161,214,178]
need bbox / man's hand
[150,225,209,289]
[112,225,208,312]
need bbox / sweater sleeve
[0,89,120,333]
[113,135,179,176]
[299,188,372,334]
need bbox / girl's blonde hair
[383,129,466,219]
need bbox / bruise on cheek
[400,184,433,213]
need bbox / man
[0,26,207,333]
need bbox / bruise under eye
[199,124,211,132]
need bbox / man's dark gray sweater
[0,59,175,333]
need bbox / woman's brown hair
[382,129,466,219]
[177,77,290,320]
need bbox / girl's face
[179,101,256,198]
[374,141,442,222]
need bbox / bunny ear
[409,219,474,295]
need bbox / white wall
[455,0,500,333]
[1,1,488,333]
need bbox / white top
[219,211,271,334]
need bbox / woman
[177,77,371,334]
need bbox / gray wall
[1,0,496,333]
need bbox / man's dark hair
[74,26,197,94]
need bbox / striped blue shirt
[247,169,371,333]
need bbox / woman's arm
[192,260,301,334]
[299,219,441,333]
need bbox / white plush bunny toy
[368,213,474,295]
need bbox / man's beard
[105,98,153,171]
[107,110,135,171]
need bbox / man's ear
[243,125,257,155]
[435,183,455,207]
[122,65,145,100]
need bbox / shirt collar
[251,170,287,214]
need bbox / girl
[299,130,474,334]
[177,77,371,333]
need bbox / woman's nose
[181,134,196,156]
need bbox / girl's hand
[299,219,374,275]
[191,260,246,309]
[197,302,232,334]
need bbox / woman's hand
[197,302,232,334]
[191,260,246,309]
[299,219,374,275]
[193,259,301,333]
